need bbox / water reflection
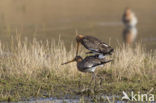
[123,27,138,44]
[122,8,138,28]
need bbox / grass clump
[0,35,156,102]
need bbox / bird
[62,55,112,85]
[122,8,138,28]
[123,27,137,44]
[75,34,114,58]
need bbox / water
[0,0,156,50]
[0,1,156,103]
[17,97,155,103]
[27,98,81,103]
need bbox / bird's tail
[109,48,114,55]
[101,60,113,64]
[104,48,114,55]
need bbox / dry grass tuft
[111,44,156,80]
[0,35,156,81]
[0,35,156,101]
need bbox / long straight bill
[76,42,80,56]
[61,59,75,65]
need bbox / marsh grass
[0,34,156,101]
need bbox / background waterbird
[122,8,138,28]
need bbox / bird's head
[125,7,132,16]
[61,56,83,65]
[75,56,83,62]
[76,34,84,42]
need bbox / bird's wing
[82,56,100,68]
[85,36,112,50]
[122,13,131,23]
[98,43,113,55]
[82,36,101,52]
[82,36,113,54]
[99,42,110,51]
[83,56,105,68]
[92,59,112,68]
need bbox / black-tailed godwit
[76,34,114,57]
[122,8,138,28]
[62,55,112,85]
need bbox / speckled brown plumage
[63,55,112,73]
[76,34,114,56]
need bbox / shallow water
[29,98,81,103]
[17,97,155,103]
[19,97,115,103]
[0,0,156,50]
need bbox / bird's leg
[87,72,95,97]
[93,72,97,93]
[99,75,104,87]
[88,72,94,88]
[78,74,82,89]
[88,73,96,89]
